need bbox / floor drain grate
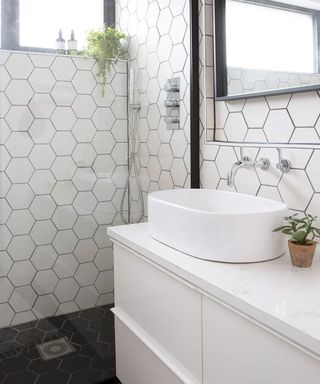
[36,337,76,361]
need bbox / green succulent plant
[84,26,127,96]
[273,214,320,245]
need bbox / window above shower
[0,0,115,53]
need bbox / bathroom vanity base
[108,223,320,384]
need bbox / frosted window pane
[226,0,314,73]
[20,0,104,50]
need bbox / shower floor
[0,305,121,384]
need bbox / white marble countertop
[108,222,320,358]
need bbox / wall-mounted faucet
[164,77,180,129]
[276,148,291,173]
[227,149,270,187]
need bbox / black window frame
[214,0,320,100]
[1,0,115,53]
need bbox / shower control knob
[164,100,180,108]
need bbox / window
[1,0,115,52]
[226,0,315,73]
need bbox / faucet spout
[227,156,270,187]
[227,161,249,187]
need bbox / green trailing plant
[273,214,320,245]
[85,26,127,96]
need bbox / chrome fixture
[227,149,270,187]
[276,148,291,173]
[164,77,180,129]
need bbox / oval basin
[148,189,289,263]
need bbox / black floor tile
[0,305,118,384]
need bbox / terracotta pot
[288,240,317,268]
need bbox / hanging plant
[84,26,127,96]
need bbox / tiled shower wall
[116,0,191,216]
[0,50,128,327]
[199,0,320,221]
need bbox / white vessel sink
[148,189,288,263]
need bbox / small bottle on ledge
[68,30,78,55]
[56,29,65,54]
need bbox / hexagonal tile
[170,43,187,73]
[53,230,78,254]
[7,210,35,235]
[158,144,173,170]
[72,70,96,94]
[92,84,116,108]
[51,132,76,155]
[31,245,58,271]
[94,248,113,271]
[5,53,33,79]
[0,119,11,144]
[146,27,160,53]
[170,15,187,44]
[6,132,33,157]
[0,65,10,91]
[54,278,79,302]
[306,151,320,192]
[75,263,99,287]
[92,131,115,154]
[29,145,56,169]
[111,142,128,164]
[52,181,77,205]
[278,170,314,211]
[52,205,78,230]
[72,120,96,142]
[29,68,55,93]
[54,253,79,278]
[72,95,96,118]
[95,270,113,294]
[29,94,55,118]
[32,294,59,318]
[72,143,96,167]
[51,107,76,131]
[93,202,117,225]
[0,146,10,172]
[288,92,320,127]
[0,93,10,119]
[264,110,294,143]
[74,216,98,239]
[147,156,161,181]
[73,191,98,215]
[92,179,116,202]
[5,106,34,131]
[111,96,127,119]
[6,158,34,183]
[75,286,99,309]
[51,56,76,81]
[29,170,56,195]
[51,82,77,106]
[92,108,116,130]
[146,78,160,104]
[8,260,36,287]
[0,303,14,327]
[74,239,98,263]
[32,270,58,295]
[5,79,34,105]
[224,113,247,142]
[0,225,12,251]
[30,220,57,245]
[158,7,172,34]
[51,156,77,181]
[243,98,269,128]
[0,198,11,224]
[0,277,14,303]
[0,251,13,277]
[9,286,37,312]
[73,168,97,191]
[29,195,56,220]
[7,184,34,209]
[171,158,187,187]
[29,119,55,144]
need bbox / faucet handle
[276,148,291,173]
[239,147,250,162]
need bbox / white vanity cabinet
[109,225,320,384]
[202,296,320,384]
[113,243,203,384]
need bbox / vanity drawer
[203,296,320,384]
[115,317,184,384]
[113,243,202,384]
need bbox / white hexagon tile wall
[0,50,128,327]
[199,0,320,224]
[116,0,191,219]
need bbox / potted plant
[273,214,320,268]
[84,26,127,96]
